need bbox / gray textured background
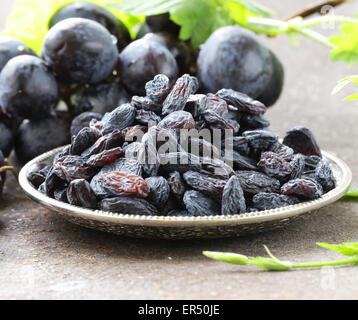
[0,0,358,300]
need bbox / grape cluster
[0,2,284,197]
[28,72,336,216]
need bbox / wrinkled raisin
[145,74,170,103]
[290,154,306,180]
[131,96,162,114]
[222,176,246,215]
[135,109,161,126]
[252,193,300,210]
[242,130,278,151]
[235,171,281,195]
[183,190,221,217]
[146,176,170,207]
[315,160,336,192]
[158,111,195,130]
[99,196,158,216]
[167,171,186,200]
[27,163,50,188]
[205,93,228,117]
[70,127,97,156]
[257,152,294,180]
[269,142,294,162]
[54,156,98,182]
[101,104,136,134]
[85,147,123,167]
[159,152,202,175]
[67,179,97,209]
[281,178,323,200]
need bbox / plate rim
[18,146,352,228]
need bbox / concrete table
[0,0,358,300]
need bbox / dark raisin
[54,188,68,202]
[145,74,170,103]
[85,147,123,167]
[224,116,241,135]
[222,176,246,215]
[304,155,322,171]
[222,150,257,171]
[70,112,103,137]
[67,179,97,209]
[183,190,221,217]
[162,74,198,115]
[99,196,158,216]
[185,94,207,117]
[167,171,186,200]
[242,130,278,151]
[252,193,300,210]
[222,136,250,156]
[182,137,221,159]
[45,166,67,197]
[81,130,123,157]
[26,163,50,188]
[159,152,202,175]
[205,93,228,117]
[201,110,233,131]
[101,104,136,135]
[257,152,294,180]
[201,157,235,180]
[269,142,294,162]
[54,145,71,163]
[145,176,170,207]
[54,156,98,182]
[131,96,162,114]
[315,160,336,192]
[290,154,306,180]
[158,111,195,130]
[70,127,97,156]
[216,89,267,115]
[240,113,270,131]
[235,171,281,195]
[183,171,226,200]
[135,109,162,126]
[281,178,323,200]
[283,126,322,157]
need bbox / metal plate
[18,146,352,239]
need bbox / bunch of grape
[0,1,284,196]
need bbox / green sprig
[203,242,358,271]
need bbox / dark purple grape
[119,39,178,95]
[235,171,281,195]
[43,18,119,84]
[0,55,58,121]
[99,196,159,216]
[15,114,71,163]
[281,178,323,200]
[315,160,336,192]
[26,163,50,189]
[0,37,36,72]
[183,190,220,217]
[198,26,278,104]
[283,126,322,157]
[67,179,97,209]
[145,176,170,207]
[222,176,246,215]
[73,82,130,115]
[49,1,130,50]
[162,74,199,116]
[70,112,103,137]
[252,193,299,210]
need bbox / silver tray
[19,146,352,239]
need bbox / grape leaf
[1,0,143,55]
[330,14,358,65]
[115,0,271,47]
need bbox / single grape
[15,113,71,163]
[0,36,36,72]
[49,1,131,50]
[0,55,58,121]
[197,26,277,104]
[42,18,119,84]
[119,39,178,95]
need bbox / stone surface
[1,0,358,300]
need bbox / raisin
[201,110,233,131]
[70,127,96,156]
[101,103,136,135]
[201,157,235,180]
[257,152,294,180]
[183,171,226,200]
[103,158,143,176]
[185,94,207,117]
[85,147,123,167]
[252,193,300,210]
[26,163,50,188]
[159,152,202,175]
[67,179,97,209]
[242,130,278,151]
[283,126,322,157]
[281,178,323,200]
[216,89,267,115]
[222,176,246,215]
[131,96,162,114]
[145,176,170,207]
[54,156,98,182]
[304,155,322,171]
[54,188,68,203]
[44,166,67,197]
[167,171,186,200]
[222,150,257,171]
[240,113,270,131]
[183,190,221,217]
[290,154,306,180]
[205,93,228,117]
[182,137,221,159]
[70,112,103,137]
[92,172,148,198]
[81,130,122,157]
[235,171,281,195]
[224,116,241,135]
[54,145,71,163]
[222,136,250,156]
[269,142,294,162]
[145,74,170,103]
[315,160,336,192]
[135,109,162,126]
[99,196,159,216]
[121,125,148,143]
[162,74,198,115]
[158,111,195,130]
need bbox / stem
[295,28,335,48]
[285,0,349,20]
[292,256,358,269]
[298,15,356,28]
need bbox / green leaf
[330,14,358,65]
[317,242,358,256]
[346,187,358,197]
[203,251,250,265]
[230,0,272,18]
[1,0,143,55]
[332,75,358,95]
[344,94,358,101]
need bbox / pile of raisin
[28,74,336,216]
